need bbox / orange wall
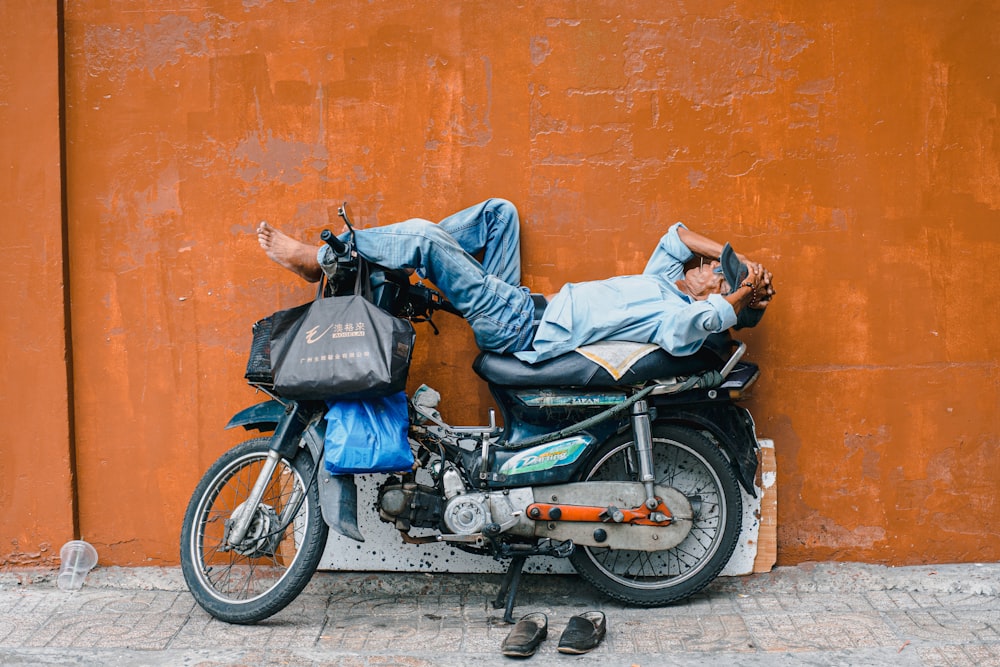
[0,2,76,564]
[4,1,998,567]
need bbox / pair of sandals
[501,611,606,658]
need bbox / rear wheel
[569,425,742,606]
[180,437,329,624]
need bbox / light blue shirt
[514,223,737,364]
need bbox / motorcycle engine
[378,467,521,537]
[377,480,443,531]
[437,463,490,535]
[443,493,490,535]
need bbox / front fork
[630,399,660,509]
[226,451,282,547]
[226,401,308,549]
[224,398,365,545]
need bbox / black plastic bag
[268,292,415,401]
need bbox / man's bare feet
[256,221,323,283]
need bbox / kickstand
[492,556,527,624]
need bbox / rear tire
[569,425,742,606]
[180,437,329,624]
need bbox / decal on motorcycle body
[499,435,594,476]
[515,390,626,408]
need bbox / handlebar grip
[321,229,348,256]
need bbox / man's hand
[745,262,775,309]
[676,225,775,309]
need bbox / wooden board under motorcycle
[179,222,763,625]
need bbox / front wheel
[570,425,742,606]
[180,437,329,624]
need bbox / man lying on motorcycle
[256,198,775,362]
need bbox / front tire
[180,437,329,624]
[569,425,742,606]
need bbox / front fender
[225,399,286,432]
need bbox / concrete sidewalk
[0,562,998,666]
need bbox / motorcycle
[180,204,764,625]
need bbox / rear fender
[652,404,760,497]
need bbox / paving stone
[0,563,998,666]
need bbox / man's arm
[675,226,729,261]
[677,226,775,310]
[676,226,757,269]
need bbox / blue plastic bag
[324,391,413,474]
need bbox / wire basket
[244,316,274,384]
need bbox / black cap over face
[717,242,765,330]
[718,243,747,293]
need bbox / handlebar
[319,204,461,324]
[320,229,349,257]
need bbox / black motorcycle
[180,205,763,624]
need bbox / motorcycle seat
[473,336,730,388]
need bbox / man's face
[684,260,731,299]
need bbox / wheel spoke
[573,429,741,602]
[191,451,310,601]
[181,437,330,623]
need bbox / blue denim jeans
[435,198,522,287]
[318,199,535,354]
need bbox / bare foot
[257,221,323,283]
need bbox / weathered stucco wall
[0,2,76,564]
[3,1,998,567]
